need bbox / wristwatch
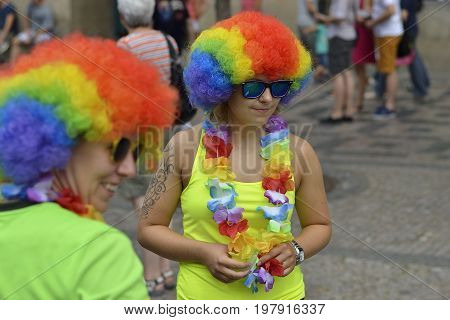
[290,240,305,265]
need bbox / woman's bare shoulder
[290,133,316,157]
[169,124,203,174]
[289,133,319,176]
[171,124,202,151]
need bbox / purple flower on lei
[1,175,56,203]
[202,120,230,143]
[26,176,56,202]
[263,115,288,133]
[213,207,244,224]
[264,190,289,205]
[244,267,274,293]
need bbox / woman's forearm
[138,225,209,264]
[295,224,331,259]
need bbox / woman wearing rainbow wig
[139,12,331,299]
[0,34,177,299]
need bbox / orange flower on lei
[228,232,258,261]
[203,157,236,181]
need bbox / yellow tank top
[178,131,305,300]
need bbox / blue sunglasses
[241,80,293,99]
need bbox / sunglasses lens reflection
[271,81,292,98]
[243,81,266,98]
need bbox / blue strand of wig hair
[183,49,233,111]
[0,96,75,184]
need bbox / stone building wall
[11,0,114,37]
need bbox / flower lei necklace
[0,175,103,221]
[202,115,295,293]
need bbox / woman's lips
[101,183,119,197]
[250,107,271,114]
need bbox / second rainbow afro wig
[0,34,178,184]
[183,11,313,112]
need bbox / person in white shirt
[318,0,358,123]
[366,0,403,119]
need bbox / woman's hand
[257,242,297,276]
[201,243,251,283]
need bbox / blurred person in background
[153,0,190,53]
[377,0,429,102]
[10,0,54,63]
[400,0,429,102]
[186,0,208,40]
[366,0,403,119]
[298,0,328,81]
[215,0,231,21]
[0,34,177,299]
[352,0,376,112]
[0,1,18,61]
[318,0,358,123]
[400,0,430,103]
[241,0,263,11]
[117,0,180,297]
[373,0,429,104]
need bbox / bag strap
[162,33,178,62]
[162,33,180,85]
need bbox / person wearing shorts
[0,1,18,60]
[10,0,54,63]
[319,0,358,123]
[366,0,403,119]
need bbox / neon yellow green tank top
[178,131,305,300]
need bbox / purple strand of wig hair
[0,96,74,184]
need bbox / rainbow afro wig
[0,34,178,185]
[183,11,313,112]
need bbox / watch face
[299,250,305,262]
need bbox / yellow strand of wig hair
[192,26,254,84]
[0,63,112,141]
[289,41,313,80]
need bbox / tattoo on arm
[140,142,175,219]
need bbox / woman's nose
[259,87,273,103]
[116,151,136,177]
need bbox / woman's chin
[90,198,108,213]
[250,113,274,126]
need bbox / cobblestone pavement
[106,68,450,300]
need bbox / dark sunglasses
[110,138,141,163]
[241,80,293,99]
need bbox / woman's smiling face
[226,75,283,126]
[64,139,137,212]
